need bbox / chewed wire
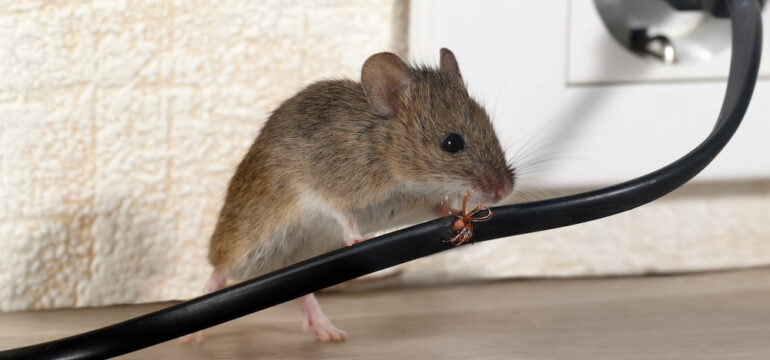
[441,190,493,246]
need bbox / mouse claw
[300,294,347,342]
[302,313,346,342]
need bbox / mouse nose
[492,181,512,202]
[474,170,513,203]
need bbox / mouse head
[361,48,515,203]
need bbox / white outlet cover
[568,0,770,84]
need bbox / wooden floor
[2,267,770,359]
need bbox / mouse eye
[441,133,465,153]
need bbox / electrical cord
[0,0,762,358]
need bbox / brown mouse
[181,48,515,343]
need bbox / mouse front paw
[433,203,452,217]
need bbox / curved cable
[0,0,762,358]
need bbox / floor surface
[2,267,770,359]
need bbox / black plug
[663,0,763,18]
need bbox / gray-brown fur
[208,49,515,281]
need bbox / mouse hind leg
[179,272,227,344]
[299,293,346,342]
[287,219,348,341]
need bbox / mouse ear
[361,52,413,118]
[439,48,463,81]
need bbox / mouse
[180,48,515,343]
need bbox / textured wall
[1,0,769,313]
[0,0,408,311]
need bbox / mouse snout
[473,169,513,203]
[493,181,512,202]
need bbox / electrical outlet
[568,0,770,84]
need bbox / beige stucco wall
[1,1,768,312]
[0,0,408,311]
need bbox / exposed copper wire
[441,190,492,246]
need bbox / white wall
[400,0,770,284]
[410,0,770,187]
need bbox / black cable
[0,0,762,359]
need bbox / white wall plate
[568,0,770,84]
